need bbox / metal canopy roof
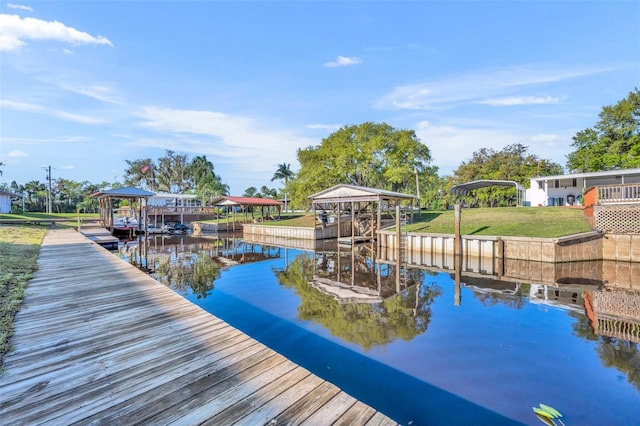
[449,180,525,196]
[309,184,416,204]
[211,196,283,207]
[91,186,156,199]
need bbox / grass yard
[406,207,592,238]
[0,225,46,369]
[254,207,593,238]
[0,213,99,220]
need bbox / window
[554,180,560,188]
[572,178,577,187]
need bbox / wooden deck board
[270,381,342,425]
[0,229,397,425]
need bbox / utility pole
[46,165,52,214]
[414,168,420,209]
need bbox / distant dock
[0,229,396,425]
[80,226,120,250]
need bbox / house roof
[530,168,640,182]
[211,196,283,207]
[0,190,20,197]
[450,180,525,196]
[91,186,156,199]
[150,192,198,200]
[308,184,416,203]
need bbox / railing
[146,206,220,215]
[597,183,640,205]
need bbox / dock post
[454,202,462,271]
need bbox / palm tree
[271,163,294,211]
[189,155,215,188]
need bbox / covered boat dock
[92,186,156,237]
[308,184,417,245]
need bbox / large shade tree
[123,158,156,190]
[156,150,190,193]
[566,88,640,172]
[289,122,434,208]
[123,151,229,197]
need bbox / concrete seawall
[377,230,605,262]
[210,222,640,264]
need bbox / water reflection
[120,234,640,397]
[275,246,443,350]
[118,234,283,298]
[459,272,640,393]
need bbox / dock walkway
[0,229,396,425]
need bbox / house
[526,168,640,206]
[147,192,200,208]
[0,190,19,214]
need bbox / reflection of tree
[597,338,640,392]
[569,311,598,341]
[154,252,220,299]
[276,254,443,351]
[569,311,640,392]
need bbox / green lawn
[0,212,99,220]
[0,225,46,369]
[405,207,592,238]
[253,207,593,238]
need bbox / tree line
[1,88,638,213]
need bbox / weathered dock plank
[0,229,397,425]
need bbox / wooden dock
[0,229,396,425]
[79,226,120,250]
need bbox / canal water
[119,234,640,425]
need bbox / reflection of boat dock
[311,276,383,304]
[337,236,374,246]
[0,229,395,425]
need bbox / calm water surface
[120,235,640,425]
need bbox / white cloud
[414,121,570,175]
[530,133,559,143]
[136,106,314,176]
[57,81,123,104]
[0,99,107,124]
[306,123,342,131]
[374,65,614,110]
[8,150,28,157]
[60,165,74,170]
[7,4,33,12]
[478,95,565,106]
[324,55,362,68]
[2,136,90,145]
[0,14,113,51]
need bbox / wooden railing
[597,183,640,205]
[146,206,220,215]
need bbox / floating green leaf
[533,411,556,426]
[539,403,563,418]
[533,407,555,420]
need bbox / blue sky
[1,1,639,195]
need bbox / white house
[147,192,200,207]
[526,168,640,206]
[0,190,19,213]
